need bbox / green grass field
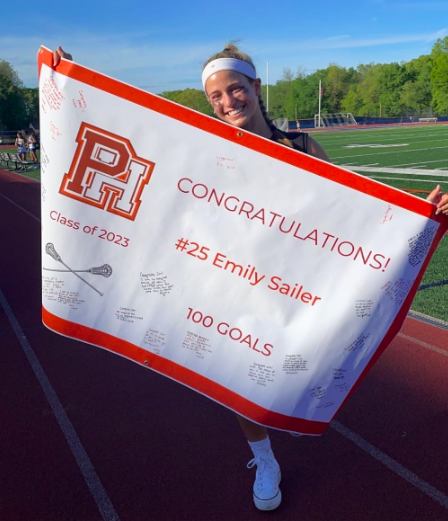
[2,123,448,321]
[312,123,448,322]
[313,123,448,193]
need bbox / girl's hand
[436,193,448,216]
[53,46,73,67]
[427,185,448,215]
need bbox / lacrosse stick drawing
[43,264,113,277]
[44,243,105,296]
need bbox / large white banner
[39,46,447,434]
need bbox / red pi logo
[60,123,155,221]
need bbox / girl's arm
[308,137,330,162]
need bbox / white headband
[202,58,257,91]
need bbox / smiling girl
[202,44,329,165]
[200,43,336,512]
[52,42,447,512]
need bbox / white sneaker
[247,452,282,511]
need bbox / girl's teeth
[229,108,243,116]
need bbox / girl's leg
[236,414,268,441]
[236,414,282,511]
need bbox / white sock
[248,436,273,457]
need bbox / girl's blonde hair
[203,43,256,72]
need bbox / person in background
[27,132,39,164]
[15,132,27,169]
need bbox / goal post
[272,117,289,132]
[314,113,357,128]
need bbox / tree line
[1,35,447,130]
[161,36,448,121]
[0,60,39,131]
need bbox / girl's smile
[205,70,265,133]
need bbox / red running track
[1,169,448,521]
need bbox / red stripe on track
[0,168,39,183]
[401,317,448,352]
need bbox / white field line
[389,159,448,168]
[320,130,448,147]
[335,145,448,160]
[323,137,448,153]
[365,176,448,184]
[344,166,448,177]
[322,129,447,139]
[345,144,409,149]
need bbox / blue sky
[1,0,446,94]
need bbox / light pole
[266,62,269,114]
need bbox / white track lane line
[2,181,448,513]
[0,191,40,223]
[0,185,120,520]
[0,287,121,521]
[397,332,448,357]
[330,421,448,511]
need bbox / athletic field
[313,123,448,322]
[314,123,448,193]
